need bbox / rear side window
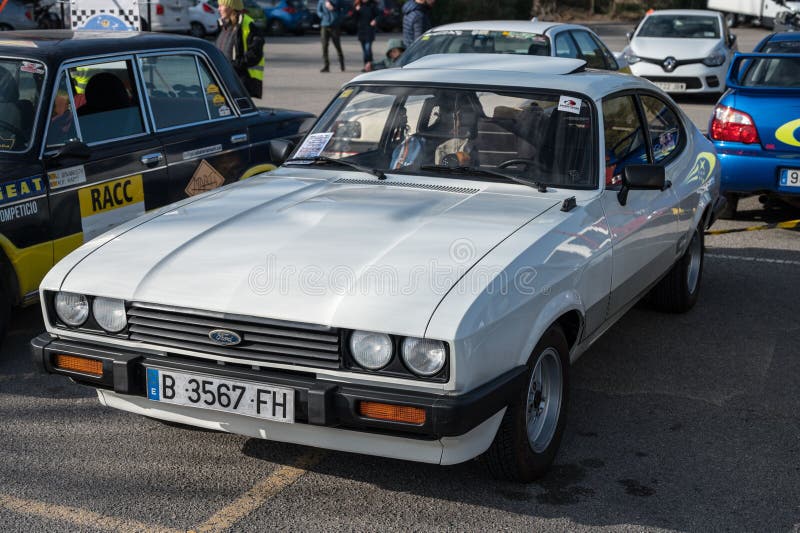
[140,54,233,130]
[45,74,79,149]
[641,95,682,163]
[554,32,578,59]
[67,59,146,144]
[603,95,648,186]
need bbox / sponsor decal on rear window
[557,95,583,115]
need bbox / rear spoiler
[726,52,800,91]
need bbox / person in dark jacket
[402,0,434,47]
[317,0,345,72]
[215,0,265,98]
[365,37,405,71]
[354,0,380,72]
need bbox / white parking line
[706,253,800,267]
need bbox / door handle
[140,153,164,166]
[231,133,248,144]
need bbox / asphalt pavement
[1,24,799,533]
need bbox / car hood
[631,37,720,60]
[60,172,558,336]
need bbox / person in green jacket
[215,0,265,98]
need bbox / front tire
[719,193,739,219]
[483,324,569,482]
[650,223,704,313]
[189,22,206,38]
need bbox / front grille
[643,76,703,89]
[127,303,341,369]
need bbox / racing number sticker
[78,175,144,242]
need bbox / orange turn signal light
[54,354,103,377]
[358,401,426,425]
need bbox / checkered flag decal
[70,1,140,30]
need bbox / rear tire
[719,193,739,219]
[650,223,704,313]
[0,23,13,31]
[190,22,205,38]
[483,325,569,482]
[268,19,285,35]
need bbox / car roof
[766,31,800,43]
[0,30,219,64]
[643,9,722,17]
[427,20,590,35]
[349,54,653,101]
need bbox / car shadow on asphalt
[241,246,800,531]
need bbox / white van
[707,0,800,28]
[140,0,191,33]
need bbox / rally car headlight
[401,338,446,377]
[350,330,393,370]
[92,297,127,333]
[54,292,89,327]
[702,53,726,67]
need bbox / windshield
[0,58,46,152]
[741,56,800,87]
[399,30,551,67]
[292,85,596,189]
[637,15,720,39]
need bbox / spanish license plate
[145,368,294,423]
[654,82,687,92]
[780,168,800,188]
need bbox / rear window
[741,56,800,87]
[761,40,800,54]
[399,30,551,66]
[0,58,46,152]
[637,15,720,39]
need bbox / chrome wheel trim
[525,347,563,453]
[687,229,702,294]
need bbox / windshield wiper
[286,156,386,180]
[418,165,549,192]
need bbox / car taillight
[25,10,32,19]
[283,6,296,13]
[710,105,760,144]
[156,4,165,15]
[202,3,214,13]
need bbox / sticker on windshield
[0,136,14,150]
[557,95,582,115]
[292,132,334,163]
[48,165,87,189]
[339,88,354,99]
[20,61,44,75]
[207,83,220,95]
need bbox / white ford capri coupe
[32,54,723,481]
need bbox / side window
[589,33,619,70]
[68,59,146,144]
[45,74,79,149]
[554,32,578,59]
[571,31,609,70]
[641,95,682,163]
[140,55,232,129]
[603,95,648,186]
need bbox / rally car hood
[630,37,721,60]
[58,172,558,336]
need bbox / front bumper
[31,333,525,441]
[631,61,727,93]
[714,142,800,196]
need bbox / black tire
[483,324,569,482]
[0,274,11,343]
[189,22,205,38]
[0,23,13,31]
[718,193,739,219]
[268,19,285,35]
[650,223,704,313]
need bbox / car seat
[78,73,131,116]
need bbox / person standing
[402,0,434,47]
[317,0,345,72]
[215,0,265,98]
[354,0,379,72]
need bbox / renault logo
[208,329,242,346]
[662,57,678,72]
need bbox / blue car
[708,32,800,217]
[260,0,310,35]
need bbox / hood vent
[334,177,480,195]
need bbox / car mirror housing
[268,139,296,166]
[618,164,668,206]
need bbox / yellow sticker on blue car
[775,118,800,148]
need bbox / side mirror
[626,30,633,42]
[44,140,91,162]
[728,33,737,48]
[617,165,668,206]
[268,139,295,165]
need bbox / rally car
[709,32,800,217]
[33,54,722,481]
[0,31,313,338]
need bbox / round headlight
[92,297,127,333]
[401,338,446,377]
[54,292,89,327]
[350,330,393,370]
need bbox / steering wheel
[0,118,25,140]
[498,158,538,169]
